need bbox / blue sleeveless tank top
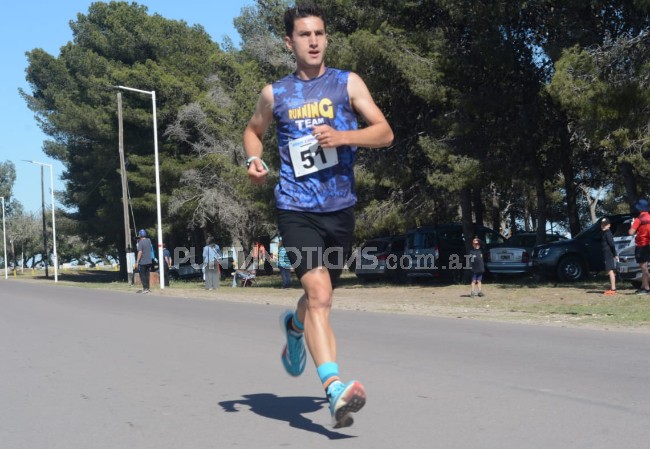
[272,68,358,212]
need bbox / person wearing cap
[628,199,650,294]
[134,229,153,293]
[600,218,617,295]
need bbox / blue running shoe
[329,380,366,429]
[280,310,306,377]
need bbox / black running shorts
[635,245,650,264]
[277,207,355,284]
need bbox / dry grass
[10,268,650,332]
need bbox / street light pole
[114,85,165,289]
[117,92,135,285]
[1,196,7,279]
[24,160,58,282]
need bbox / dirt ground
[156,277,650,332]
[20,270,650,332]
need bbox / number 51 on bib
[288,134,339,178]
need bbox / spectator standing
[202,237,222,290]
[278,238,292,288]
[629,199,650,294]
[469,237,485,297]
[601,218,618,295]
[163,243,172,287]
[134,229,153,293]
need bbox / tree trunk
[472,187,484,225]
[619,160,638,212]
[490,183,501,234]
[460,187,473,283]
[533,158,548,244]
[559,124,581,237]
[460,187,474,248]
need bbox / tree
[20,1,224,278]
[549,30,650,212]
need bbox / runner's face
[285,16,327,70]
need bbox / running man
[242,3,393,428]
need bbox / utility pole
[117,92,134,284]
[40,166,49,278]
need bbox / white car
[617,244,641,288]
[487,232,567,275]
[613,218,634,253]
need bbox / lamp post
[24,160,58,282]
[114,85,165,289]
[1,196,7,279]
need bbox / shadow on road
[218,393,356,440]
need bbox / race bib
[288,134,338,178]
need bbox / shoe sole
[332,381,366,429]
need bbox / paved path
[1,280,649,449]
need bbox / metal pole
[151,91,165,289]
[23,160,58,282]
[49,164,58,282]
[1,196,7,279]
[117,92,134,284]
[40,166,49,278]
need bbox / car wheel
[631,280,642,289]
[557,256,584,282]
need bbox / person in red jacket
[629,199,650,294]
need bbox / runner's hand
[312,124,345,148]
[248,158,268,185]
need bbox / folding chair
[232,269,257,287]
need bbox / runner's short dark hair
[284,3,326,37]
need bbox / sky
[0,0,253,214]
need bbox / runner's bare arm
[312,72,393,149]
[243,84,274,184]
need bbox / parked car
[355,235,406,282]
[617,244,641,288]
[486,232,567,275]
[613,218,634,253]
[396,223,505,283]
[531,214,632,282]
[169,263,202,281]
[169,256,234,281]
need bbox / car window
[521,235,536,247]
[508,235,533,246]
[439,228,463,241]
[507,235,524,246]
[391,237,406,252]
[547,235,566,243]
[363,240,390,253]
[483,230,505,245]
[422,231,437,248]
[613,220,632,237]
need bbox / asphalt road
[1,280,649,449]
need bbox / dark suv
[531,214,632,282]
[355,235,407,282]
[394,223,505,283]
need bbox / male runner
[242,3,393,428]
